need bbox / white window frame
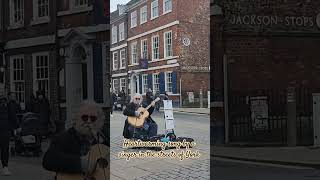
[119,49,126,69]
[32,0,50,25]
[10,55,25,107]
[32,52,50,99]
[151,0,159,20]
[9,0,24,29]
[130,11,137,28]
[165,71,173,93]
[119,22,125,41]
[112,51,118,70]
[152,35,159,61]
[164,31,173,58]
[142,74,148,94]
[120,78,126,92]
[112,79,120,92]
[112,25,118,44]
[131,42,138,65]
[141,39,148,59]
[163,0,172,14]
[152,73,160,93]
[140,5,147,24]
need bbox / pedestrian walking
[119,89,126,110]
[34,90,52,137]
[110,91,117,117]
[155,91,161,111]
[0,93,20,176]
[25,94,37,113]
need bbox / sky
[110,0,131,12]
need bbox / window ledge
[119,67,126,70]
[7,23,24,30]
[112,68,118,71]
[150,16,159,21]
[30,17,50,26]
[130,25,137,29]
[58,6,93,16]
[162,10,172,16]
[140,21,147,25]
[128,63,139,67]
[149,56,179,63]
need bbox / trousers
[0,130,10,167]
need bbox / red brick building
[0,0,110,132]
[112,0,210,107]
[211,0,320,145]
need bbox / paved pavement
[213,146,320,168]
[0,153,55,180]
[213,158,320,180]
[111,110,210,180]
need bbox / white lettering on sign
[181,66,210,72]
[229,14,318,28]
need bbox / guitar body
[57,144,110,180]
[127,107,150,128]
[127,97,160,128]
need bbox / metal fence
[228,88,318,145]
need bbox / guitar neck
[144,98,159,110]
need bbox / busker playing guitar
[42,100,109,180]
[123,93,157,139]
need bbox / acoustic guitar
[127,97,161,128]
[56,136,110,180]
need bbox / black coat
[34,98,51,127]
[7,100,19,130]
[122,102,155,138]
[42,128,107,173]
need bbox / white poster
[250,96,269,131]
[188,92,194,103]
[163,100,173,110]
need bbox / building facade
[111,5,129,96]
[111,0,210,107]
[211,0,320,145]
[0,0,110,132]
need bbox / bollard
[200,89,203,108]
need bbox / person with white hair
[42,100,108,175]
[122,93,157,139]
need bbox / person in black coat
[34,90,52,135]
[0,95,19,176]
[122,93,157,139]
[42,100,108,175]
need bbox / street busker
[42,100,108,176]
[122,93,157,139]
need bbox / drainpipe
[223,54,229,144]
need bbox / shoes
[2,167,11,176]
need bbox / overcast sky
[110,0,131,12]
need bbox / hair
[130,93,143,104]
[72,100,105,129]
